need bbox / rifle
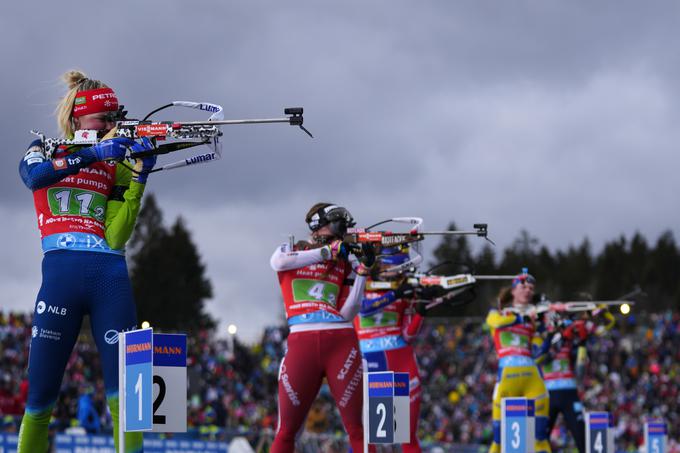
[506,300,635,316]
[31,102,311,173]
[344,217,493,249]
[343,218,492,277]
[365,273,480,296]
[408,272,519,290]
[408,271,515,310]
[515,286,644,317]
[364,273,477,312]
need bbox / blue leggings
[548,388,585,453]
[27,250,138,412]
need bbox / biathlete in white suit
[269,203,376,453]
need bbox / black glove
[358,243,376,267]
[393,281,415,300]
[414,285,439,301]
[414,301,428,316]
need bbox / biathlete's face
[511,281,535,307]
[74,112,116,134]
[311,224,334,243]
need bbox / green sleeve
[105,163,146,251]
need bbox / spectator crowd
[1,309,679,452]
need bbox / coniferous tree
[430,222,680,315]
[555,239,593,299]
[471,244,499,310]
[129,194,215,333]
[629,233,649,284]
[535,245,558,296]
[474,244,497,275]
[428,222,481,316]
[644,231,680,311]
[431,222,474,275]
[594,236,631,300]
[499,230,540,274]
[127,193,165,257]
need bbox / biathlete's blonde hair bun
[55,69,109,138]
[63,70,89,90]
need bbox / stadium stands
[1,310,678,451]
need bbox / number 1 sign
[119,328,154,433]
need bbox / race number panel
[363,371,410,446]
[393,372,410,444]
[152,333,188,433]
[586,412,611,453]
[366,372,395,444]
[644,421,667,453]
[121,328,153,432]
[501,398,535,453]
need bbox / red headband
[72,87,119,118]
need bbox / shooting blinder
[103,105,128,123]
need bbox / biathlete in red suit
[541,308,615,453]
[354,245,425,453]
[269,203,376,453]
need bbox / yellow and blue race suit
[487,308,551,453]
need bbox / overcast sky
[2,1,679,341]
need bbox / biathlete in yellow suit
[486,271,551,453]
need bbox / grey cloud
[2,1,680,340]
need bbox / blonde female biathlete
[18,70,156,453]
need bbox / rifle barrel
[176,117,291,126]
[419,231,482,236]
[557,300,634,306]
